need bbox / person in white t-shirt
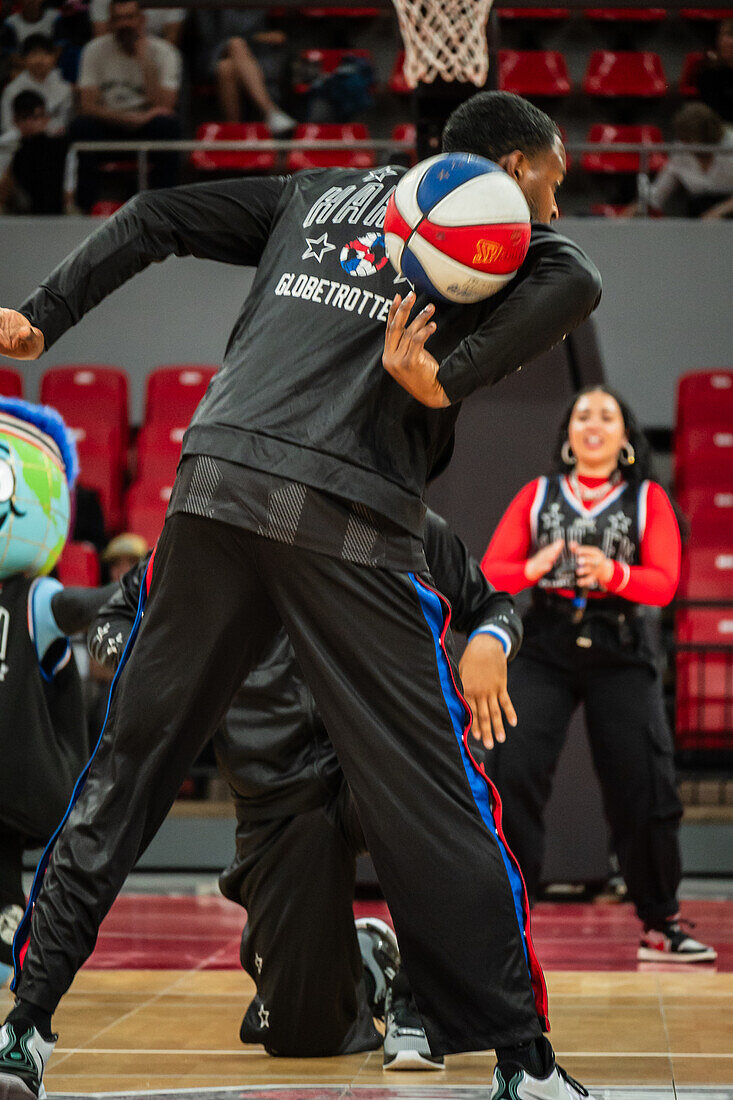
[69,0,181,211]
[1,0,59,80]
[0,34,71,137]
[90,0,184,47]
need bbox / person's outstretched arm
[0,176,289,358]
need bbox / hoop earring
[561,441,575,466]
[619,442,636,466]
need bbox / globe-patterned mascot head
[0,397,78,580]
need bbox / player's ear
[498,150,526,183]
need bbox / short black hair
[12,89,45,121]
[442,91,561,163]
[21,33,55,56]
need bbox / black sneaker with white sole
[0,1020,56,1100]
[638,917,717,964]
[382,972,444,1071]
[355,917,399,1020]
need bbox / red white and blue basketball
[383,152,531,304]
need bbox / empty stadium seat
[679,547,733,600]
[676,426,733,491]
[499,50,571,97]
[676,369,733,430]
[499,7,569,18]
[135,423,186,484]
[190,123,276,173]
[125,481,173,546]
[0,368,23,397]
[581,124,666,175]
[91,201,125,217]
[286,123,375,172]
[73,422,125,532]
[389,52,410,95]
[680,488,733,525]
[681,8,733,19]
[56,541,100,588]
[583,51,667,97]
[689,504,733,548]
[676,607,733,750]
[40,366,129,443]
[144,366,217,426]
[585,8,666,21]
[679,52,705,96]
[294,48,373,95]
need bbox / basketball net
[391,0,494,89]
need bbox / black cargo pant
[17,512,546,1055]
[220,783,381,1057]
[489,609,683,927]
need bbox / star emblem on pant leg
[363,167,398,183]
[302,233,337,263]
[258,1003,270,1029]
[254,953,263,974]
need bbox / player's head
[12,89,48,137]
[442,91,564,224]
[552,385,652,484]
[21,34,57,82]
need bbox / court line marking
[51,1048,733,1058]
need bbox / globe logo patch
[340,233,388,277]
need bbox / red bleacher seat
[676,369,733,431]
[73,422,125,532]
[679,547,733,600]
[40,366,129,444]
[681,8,733,19]
[676,426,733,491]
[499,7,569,18]
[679,52,705,97]
[287,123,375,172]
[583,51,667,98]
[581,124,666,175]
[591,203,628,216]
[56,541,100,588]
[294,48,373,95]
[135,422,186,484]
[391,122,416,164]
[125,481,173,547]
[676,607,733,749]
[680,488,733,524]
[0,368,23,397]
[499,50,571,97]
[144,366,217,426]
[689,504,733,549]
[91,201,124,217]
[190,123,276,173]
[389,52,410,95]
[585,8,666,21]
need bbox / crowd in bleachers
[0,2,732,215]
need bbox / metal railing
[69,138,733,214]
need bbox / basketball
[383,152,532,304]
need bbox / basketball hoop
[391,0,494,89]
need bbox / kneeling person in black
[88,509,522,1069]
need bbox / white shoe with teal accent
[490,1060,596,1099]
[0,1021,56,1099]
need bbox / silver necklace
[569,469,622,502]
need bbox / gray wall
[1,216,731,427]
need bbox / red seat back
[191,123,275,173]
[581,124,666,175]
[585,7,665,20]
[286,123,375,171]
[584,51,667,97]
[499,50,571,97]
[675,426,733,492]
[389,52,410,95]
[56,541,100,588]
[40,365,129,443]
[144,366,217,426]
[679,547,733,600]
[73,422,125,532]
[135,423,186,484]
[125,481,173,547]
[0,368,23,398]
[676,369,733,431]
[679,52,705,96]
[676,607,733,749]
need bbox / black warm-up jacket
[89,509,522,819]
[20,169,602,538]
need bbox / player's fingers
[406,304,435,333]
[384,296,403,352]
[408,323,437,354]
[500,688,517,728]
[488,696,506,745]
[476,696,493,748]
[466,695,480,740]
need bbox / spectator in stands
[0,34,71,137]
[69,0,181,213]
[697,18,733,128]
[90,0,184,48]
[1,0,58,61]
[625,104,733,218]
[0,90,67,213]
[482,386,717,965]
[102,532,148,583]
[196,8,294,133]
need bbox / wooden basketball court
[3,894,732,1098]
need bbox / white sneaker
[0,1021,56,1099]
[266,108,296,135]
[490,1060,595,1099]
[382,972,444,1071]
[638,919,717,964]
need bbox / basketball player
[0,92,601,1100]
[88,508,523,1069]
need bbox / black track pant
[490,628,683,927]
[220,784,381,1057]
[18,513,545,1055]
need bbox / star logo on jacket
[302,232,337,263]
[258,1003,270,1029]
[363,167,397,183]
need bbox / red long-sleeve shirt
[482,475,681,606]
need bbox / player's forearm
[51,583,118,636]
[437,246,602,404]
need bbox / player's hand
[524,538,564,583]
[0,308,44,360]
[382,292,449,409]
[570,541,614,587]
[459,632,517,750]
